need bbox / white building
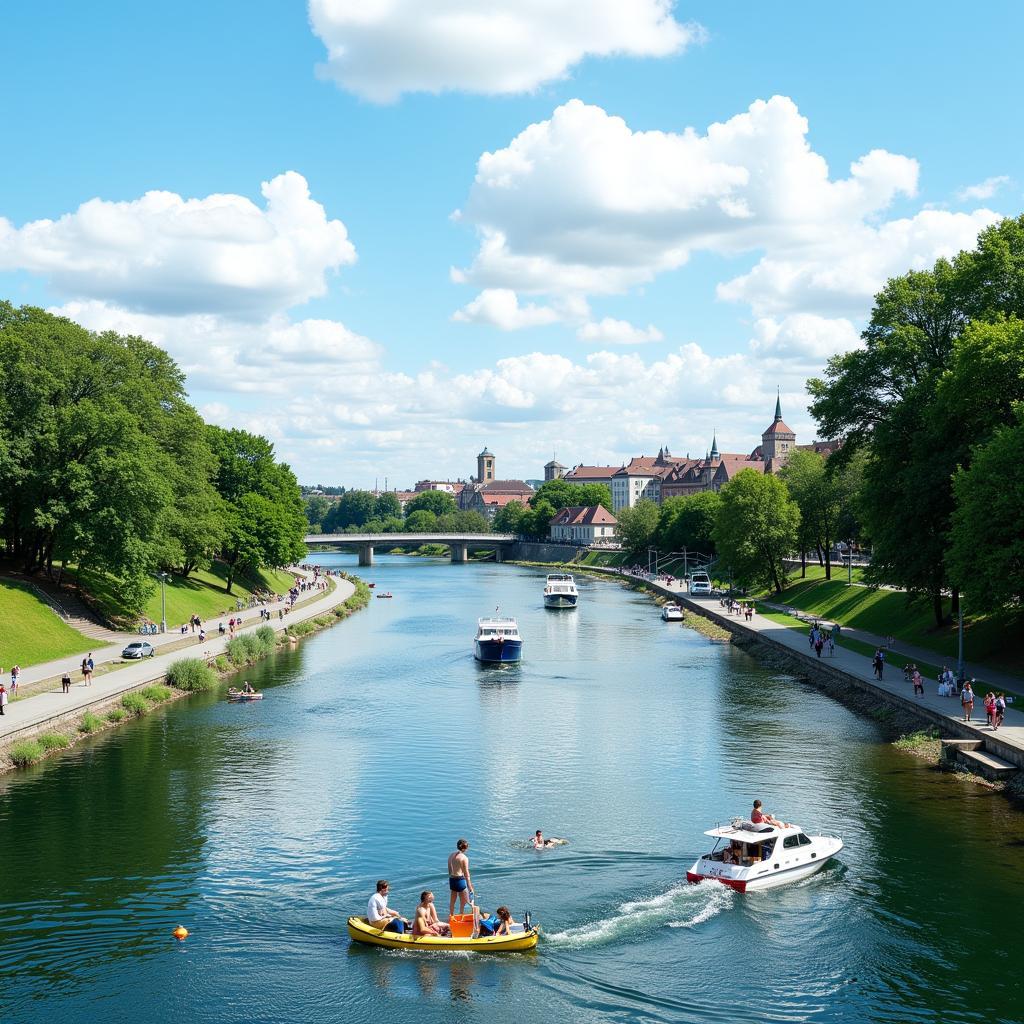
[549,505,618,544]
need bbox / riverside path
[0,570,354,743]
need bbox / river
[1,555,1021,1024]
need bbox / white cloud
[748,314,860,360]
[452,288,562,329]
[309,0,703,102]
[0,172,355,318]
[577,317,663,345]
[455,96,1001,319]
[956,175,1010,201]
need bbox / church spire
[774,387,782,422]
[710,432,719,460]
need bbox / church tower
[761,391,796,471]
[477,446,495,484]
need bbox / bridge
[304,533,517,566]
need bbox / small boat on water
[375,592,393,599]
[347,915,539,952]
[227,688,263,702]
[661,603,684,621]
[686,819,843,893]
[368,583,376,589]
[543,573,579,609]
[474,616,523,663]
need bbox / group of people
[365,837,522,939]
[808,623,836,658]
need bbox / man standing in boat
[448,838,474,917]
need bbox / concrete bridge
[304,533,516,566]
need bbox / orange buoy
[172,925,189,941]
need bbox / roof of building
[613,455,685,478]
[714,456,766,480]
[481,493,531,509]
[544,459,566,469]
[550,505,618,526]
[797,440,841,456]
[763,419,795,436]
[565,465,620,480]
[480,479,534,494]
[478,447,494,457]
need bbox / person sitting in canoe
[477,906,516,936]
[367,880,408,934]
[242,681,255,694]
[412,891,450,937]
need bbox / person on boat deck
[242,680,255,694]
[448,838,474,917]
[412,891,450,937]
[751,800,785,828]
[367,880,408,934]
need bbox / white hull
[544,593,578,608]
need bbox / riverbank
[0,573,369,774]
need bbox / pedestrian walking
[961,681,975,722]
[61,669,72,694]
[81,656,92,686]
[912,670,924,697]
[984,692,996,728]
[814,636,824,658]
[0,684,7,715]
[10,664,20,696]
[872,649,885,680]
[994,694,1006,730]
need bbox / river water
[1,555,1021,1024]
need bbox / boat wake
[544,881,734,948]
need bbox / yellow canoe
[346,916,540,953]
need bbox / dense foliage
[0,304,307,611]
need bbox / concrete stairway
[941,739,1018,782]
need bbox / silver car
[121,641,156,659]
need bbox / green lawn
[0,581,94,668]
[757,570,1024,677]
[74,562,299,628]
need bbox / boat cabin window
[797,833,811,846]
[783,835,801,849]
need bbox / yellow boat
[346,916,540,953]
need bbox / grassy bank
[756,569,1024,677]
[0,581,96,668]
[0,574,371,775]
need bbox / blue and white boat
[474,617,523,663]
[543,573,579,609]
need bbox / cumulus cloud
[309,0,702,102]
[454,96,1001,318]
[956,175,1010,201]
[577,317,663,345]
[452,288,562,329]
[747,314,860,360]
[0,172,355,318]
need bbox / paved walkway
[0,571,354,743]
[758,598,1024,694]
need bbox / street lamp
[157,571,170,633]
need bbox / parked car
[121,641,156,659]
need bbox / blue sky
[1,2,1020,486]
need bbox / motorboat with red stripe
[686,819,842,892]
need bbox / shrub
[167,658,218,693]
[225,636,248,666]
[10,740,45,767]
[140,684,172,703]
[106,708,127,723]
[37,732,70,751]
[79,712,104,734]
[214,655,230,673]
[121,693,149,717]
[255,625,276,646]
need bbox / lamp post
[956,601,965,684]
[157,571,170,633]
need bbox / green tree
[714,470,800,593]
[405,509,438,532]
[529,478,612,513]
[405,490,457,516]
[374,492,403,520]
[322,489,376,531]
[949,408,1024,613]
[304,495,333,530]
[779,449,844,579]
[523,499,557,540]
[656,492,721,556]
[493,500,528,534]
[616,499,661,557]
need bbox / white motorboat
[543,573,578,609]
[686,819,843,893]
[474,617,523,663]
[661,603,684,621]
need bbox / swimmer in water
[530,830,565,849]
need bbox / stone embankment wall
[506,541,587,563]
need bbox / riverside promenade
[590,566,1024,777]
[0,571,355,744]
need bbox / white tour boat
[686,818,843,893]
[474,616,523,663]
[661,603,684,621]
[543,573,579,609]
